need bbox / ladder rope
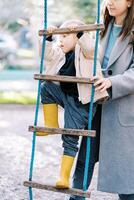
[83,0,101,192]
[28,0,47,199]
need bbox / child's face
[106,0,131,23]
[59,34,78,53]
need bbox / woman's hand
[90,76,112,92]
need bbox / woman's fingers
[100,87,107,92]
[90,77,111,92]
[95,82,105,91]
[94,78,104,87]
[94,78,112,92]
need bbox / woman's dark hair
[100,0,134,43]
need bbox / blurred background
[0,0,97,104]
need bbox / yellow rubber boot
[55,155,74,189]
[36,104,59,136]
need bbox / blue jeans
[41,81,97,157]
[119,194,134,200]
[69,106,101,200]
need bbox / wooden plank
[34,74,93,84]
[28,126,96,137]
[23,181,91,198]
[39,23,104,36]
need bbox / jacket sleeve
[109,54,134,100]
[44,41,65,75]
[45,41,64,62]
[77,33,95,59]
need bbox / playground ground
[0,104,118,200]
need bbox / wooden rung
[39,23,104,36]
[28,126,96,137]
[34,74,93,84]
[23,181,91,198]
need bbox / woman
[69,0,134,199]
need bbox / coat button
[108,69,113,75]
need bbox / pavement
[0,104,118,200]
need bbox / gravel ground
[0,104,118,200]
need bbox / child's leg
[37,81,65,136]
[69,136,99,200]
[56,96,90,189]
[69,105,101,200]
[56,154,75,189]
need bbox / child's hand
[47,26,57,35]
[67,25,78,32]
[90,76,112,92]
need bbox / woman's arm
[91,54,134,100]
[109,56,134,99]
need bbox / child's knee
[41,81,51,95]
[41,82,52,103]
[41,81,48,91]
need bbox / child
[38,19,108,189]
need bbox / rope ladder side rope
[28,0,47,199]
[83,0,101,194]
